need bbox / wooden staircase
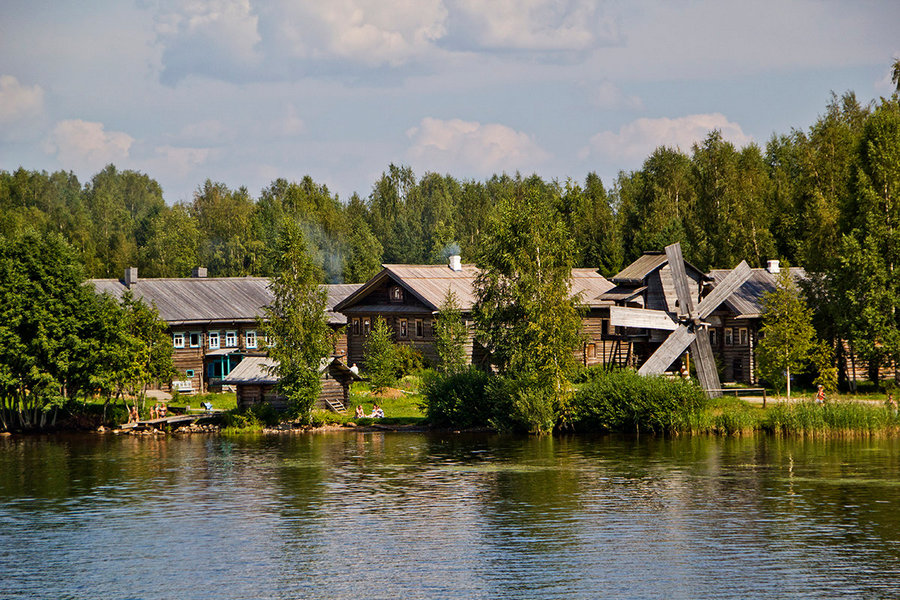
[324,397,347,414]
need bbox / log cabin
[335,255,614,370]
[224,356,361,413]
[90,267,360,393]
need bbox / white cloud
[155,0,262,83]
[0,75,44,124]
[586,80,643,110]
[272,0,447,67]
[45,120,134,173]
[449,0,620,51]
[582,114,753,162]
[406,117,549,174]
[149,145,212,179]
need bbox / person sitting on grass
[355,404,365,418]
[369,404,384,419]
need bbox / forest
[2,91,900,383]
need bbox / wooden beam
[609,305,678,331]
[690,331,722,398]
[697,261,752,319]
[665,242,695,318]
[638,325,694,375]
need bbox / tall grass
[763,401,900,437]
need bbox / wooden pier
[119,410,223,430]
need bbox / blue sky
[1,1,898,204]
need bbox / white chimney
[449,254,462,272]
[767,260,780,274]
[192,266,208,278]
[124,267,138,288]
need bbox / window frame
[363,318,371,335]
[245,330,257,349]
[399,319,408,338]
[739,327,748,346]
[173,332,185,348]
[225,330,238,348]
[390,286,404,303]
[709,328,718,347]
[353,318,360,335]
[189,331,201,348]
[724,328,733,346]
[208,331,220,350]
[415,319,424,338]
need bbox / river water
[1,432,899,599]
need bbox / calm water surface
[1,432,899,599]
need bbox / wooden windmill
[608,242,752,398]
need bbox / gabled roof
[223,356,278,385]
[89,277,361,325]
[335,263,479,313]
[611,252,708,286]
[570,268,615,308]
[223,356,361,385]
[335,264,614,313]
[707,267,806,318]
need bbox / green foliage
[763,400,900,436]
[434,289,468,374]
[364,316,399,392]
[756,268,820,398]
[394,344,425,378]
[473,176,583,433]
[262,220,334,423]
[421,367,492,428]
[571,369,709,434]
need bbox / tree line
[2,88,900,387]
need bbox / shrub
[364,317,398,392]
[395,344,426,378]
[421,367,493,428]
[571,369,708,434]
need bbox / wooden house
[334,255,614,370]
[598,252,710,368]
[224,356,361,413]
[90,267,360,393]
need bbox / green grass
[347,378,426,425]
[171,391,236,411]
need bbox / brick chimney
[192,266,208,278]
[448,255,462,272]
[124,267,138,288]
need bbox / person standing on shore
[815,385,826,405]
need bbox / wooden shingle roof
[706,267,806,318]
[90,277,360,325]
[611,252,708,285]
[335,263,613,313]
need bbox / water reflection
[1,433,900,599]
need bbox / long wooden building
[335,255,615,370]
[90,267,360,394]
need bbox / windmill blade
[638,325,695,375]
[608,305,679,331]
[690,330,723,398]
[696,261,753,319]
[665,242,696,318]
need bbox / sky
[1,1,898,205]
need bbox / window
[739,328,748,346]
[709,328,718,347]
[246,330,257,349]
[185,369,194,378]
[363,318,371,335]
[399,319,408,338]
[173,332,185,348]
[390,286,404,303]
[189,332,201,348]
[225,330,238,348]
[415,319,424,338]
[264,334,275,348]
[208,331,220,350]
[724,328,733,346]
[353,318,360,335]
[586,343,596,359]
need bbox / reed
[763,400,900,437]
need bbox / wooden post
[762,389,767,409]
